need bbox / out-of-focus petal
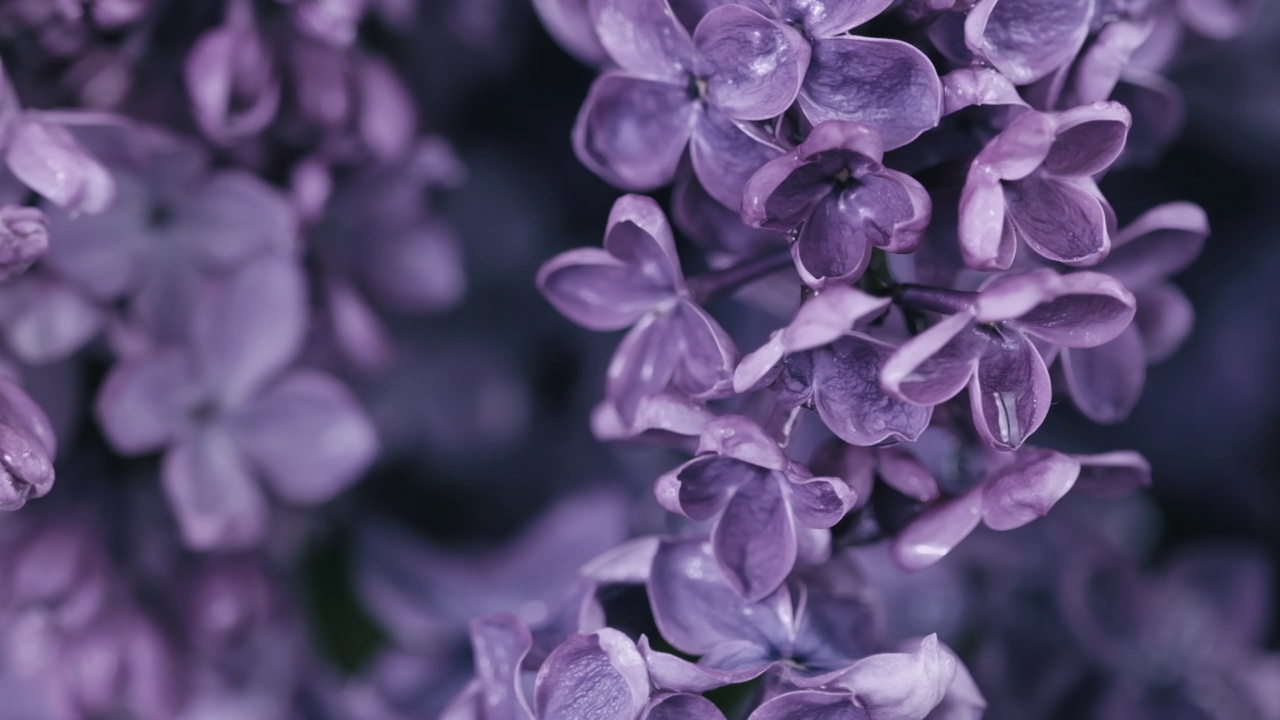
[1106,201,1208,289]
[573,73,698,192]
[6,119,115,214]
[964,0,1092,85]
[95,348,194,455]
[470,614,535,720]
[968,329,1051,451]
[798,37,942,150]
[1071,450,1151,497]
[1176,0,1260,39]
[229,370,377,505]
[1061,324,1146,424]
[0,274,103,365]
[812,336,932,446]
[533,629,651,720]
[162,427,269,550]
[695,5,809,121]
[176,170,298,267]
[981,447,1080,530]
[891,488,985,571]
[533,0,609,64]
[1133,284,1193,362]
[184,19,280,141]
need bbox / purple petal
[6,119,114,214]
[606,194,685,287]
[589,0,696,78]
[788,475,856,529]
[670,300,738,400]
[734,332,787,393]
[647,539,790,654]
[656,455,765,520]
[794,192,873,288]
[747,691,867,720]
[573,72,697,191]
[695,5,809,121]
[1071,450,1151,497]
[42,173,148,301]
[1105,201,1208,290]
[228,370,377,505]
[784,287,891,354]
[981,447,1080,530]
[1160,544,1272,653]
[1133,284,1193,362]
[1004,175,1109,265]
[1176,0,1260,39]
[831,635,956,720]
[0,274,103,365]
[1068,20,1152,104]
[185,21,280,141]
[964,0,1092,84]
[470,614,535,720]
[697,415,788,469]
[641,638,770,692]
[972,108,1057,180]
[532,0,609,64]
[1112,69,1184,166]
[691,107,784,210]
[713,475,797,600]
[162,428,269,550]
[0,420,55,511]
[582,537,661,585]
[0,377,57,460]
[940,67,1025,115]
[607,312,682,421]
[359,223,467,315]
[533,630,651,720]
[877,447,940,503]
[590,392,714,441]
[1061,325,1146,424]
[643,693,728,720]
[192,257,307,406]
[798,37,942,150]
[956,164,1017,271]
[881,312,982,407]
[984,271,1136,348]
[812,336,932,446]
[891,488,985,571]
[176,170,298,267]
[968,329,1051,451]
[95,348,194,455]
[537,248,673,331]
[776,0,893,37]
[1043,102,1131,178]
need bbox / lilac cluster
[431,0,1271,718]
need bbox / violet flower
[538,194,737,421]
[741,121,932,288]
[958,102,1131,270]
[734,286,932,447]
[964,0,1095,85]
[883,269,1135,450]
[655,416,855,600]
[574,0,805,207]
[95,257,378,549]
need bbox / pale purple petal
[972,109,1057,180]
[964,0,1092,84]
[1105,201,1208,289]
[1133,284,1193,362]
[696,414,788,469]
[1177,0,1260,39]
[1160,544,1272,652]
[794,192,873,288]
[1043,102,1132,178]
[590,392,714,441]
[957,164,1017,271]
[1068,20,1152,104]
[691,108,784,210]
[185,20,280,141]
[878,447,940,503]
[1061,324,1146,424]
[643,693,727,720]
[747,691,868,720]
[537,248,673,331]
[734,332,787,393]
[470,614,535,720]
[981,447,1080,530]
[0,274,103,365]
[986,271,1136,348]
[812,335,932,446]
[162,427,269,550]
[831,635,957,720]
[787,287,892,353]
[670,300,738,400]
[192,257,307,407]
[695,5,809,121]
[713,475,797,600]
[1004,175,1109,265]
[968,329,1051,451]
[95,348,194,455]
[0,421,55,511]
[1071,450,1151,497]
[573,72,698,191]
[6,119,115,214]
[533,630,651,720]
[228,370,377,505]
[788,475,856,528]
[606,193,685,287]
[798,37,942,150]
[941,67,1025,115]
[641,638,770,692]
[891,488,985,571]
[607,312,682,421]
[776,0,894,36]
[589,0,696,78]
[176,170,298,267]
[582,537,661,585]
[655,455,765,520]
[881,311,983,407]
[533,0,609,64]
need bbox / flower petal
[605,194,685,288]
[228,370,377,505]
[0,274,103,365]
[776,0,893,37]
[643,693,728,720]
[787,475,856,529]
[96,348,195,455]
[812,336,932,446]
[964,0,1092,85]
[538,248,673,331]
[891,488,985,571]
[691,107,784,210]
[162,427,269,550]
[794,192,873,288]
[573,72,698,192]
[798,37,942,150]
[671,300,738,400]
[607,313,682,421]
[881,311,983,407]
[532,0,609,64]
[957,164,1017,271]
[1106,201,1208,289]
[533,630,651,720]
[830,635,956,720]
[470,614,535,720]
[968,329,1051,451]
[175,170,298,267]
[987,271,1135,348]
[713,474,798,600]
[1043,102,1131,178]
[1004,175,1109,265]
[589,0,696,78]
[1071,450,1151,497]
[6,119,115,214]
[1061,325,1146,424]
[747,691,866,720]
[656,455,766,520]
[981,447,1080,530]
[1133,284,1193,362]
[695,5,810,121]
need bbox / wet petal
[776,0,894,36]
[229,370,377,505]
[964,0,1092,84]
[798,37,942,149]
[1061,325,1146,424]
[590,0,696,78]
[194,258,304,408]
[1043,102,1131,178]
[697,414,788,469]
[713,474,797,600]
[881,312,983,407]
[6,119,115,214]
[941,67,1024,115]
[794,192,873,288]
[812,336,932,446]
[162,427,269,550]
[533,630,651,719]
[981,447,1080,530]
[691,107,783,210]
[96,348,195,455]
[470,614,535,720]
[891,488,985,571]
[968,329,1051,451]
[573,72,698,191]
[538,248,673,331]
[695,5,810,121]
[1004,175,1109,265]
[787,475,856,529]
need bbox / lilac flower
[1060,201,1207,422]
[538,194,737,420]
[95,257,378,549]
[574,0,804,207]
[655,416,855,599]
[958,102,1131,270]
[0,205,47,281]
[734,286,932,447]
[963,0,1095,85]
[0,376,56,511]
[883,269,1135,450]
[741,121,932,288]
